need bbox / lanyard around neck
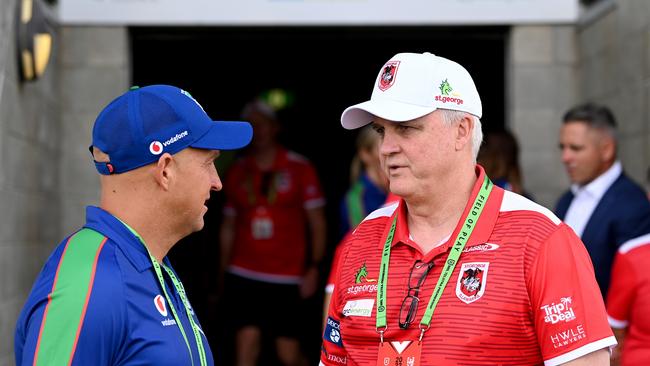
[246,171,278,206]
[120,221,207,366]
[375,175,493,340]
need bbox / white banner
[59,0,578,25]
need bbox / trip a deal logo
[541,296,576,324]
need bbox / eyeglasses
[398,260,434,329]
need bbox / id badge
[251,207,273,240]
[376,341,421,366]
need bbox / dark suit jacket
[556,172,650,298]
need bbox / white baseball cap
[341,52,482,129]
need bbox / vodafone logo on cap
[154,294,168,317]
[149,141,163,155]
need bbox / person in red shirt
[220,97,326,366]
[607,232,650,366]
[320,52,615,366]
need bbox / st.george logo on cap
[341,52,482,130]
[89,85,253,174]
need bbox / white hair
[438,109,483,162]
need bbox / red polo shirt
[607,233,650,366]
[321,166,615,366]
[224,148,325,282]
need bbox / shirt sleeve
[527,224,616,366]
[326,239,349,293]
[606,252,634,329]
[321,241,351,366]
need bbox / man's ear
[600,135,616,163]
[153,153,174,191]
[455,115,473,151]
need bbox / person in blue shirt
[14,85,252,366]
[339,125,390,237]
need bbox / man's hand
[299,266,319,299]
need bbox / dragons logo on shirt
[456,262,489,304]
[354,262,376,284]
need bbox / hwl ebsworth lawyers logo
[455,262,489,304]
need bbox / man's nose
[211,166,223,191]
[561,148,572,164]
[379,131,399,156]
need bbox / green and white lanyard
[121,222,207,366]
[375,176,493,343]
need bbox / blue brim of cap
[191,121,253,150]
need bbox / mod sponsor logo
[327,353,347,365]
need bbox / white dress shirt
[564,161,622,237]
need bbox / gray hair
[438,109,483,161]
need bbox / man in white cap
[320,53,615,366]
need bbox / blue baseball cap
[90,85,253,175]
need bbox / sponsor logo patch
[347,283,378,295]
[378,61,400,91]
[161,318,177,327]
[463,243,499,253]
[154,294,168,316]
[149,141,163,155]
[354,262,376,284]
[343,299,374,317]
[541,296,576,324]
[439,79,453,96]
[347,262,378,295]
[149,130,189,155]
[455,262,489,304]
[324,317,343,347]
[550,324,586,349]
[180,89,205,111]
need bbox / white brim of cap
[341,99,437,130]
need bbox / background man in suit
[556,103,650,298]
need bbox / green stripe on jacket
[34,228,107,366]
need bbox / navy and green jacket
[15,206,214,365]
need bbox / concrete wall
[58,26,130,233]
[577,0,650,190]
[508,0,650,209]
[0,0,128,361]
[0,0,62,363]
[507,25,578,208]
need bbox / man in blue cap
[14,85,252,366]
